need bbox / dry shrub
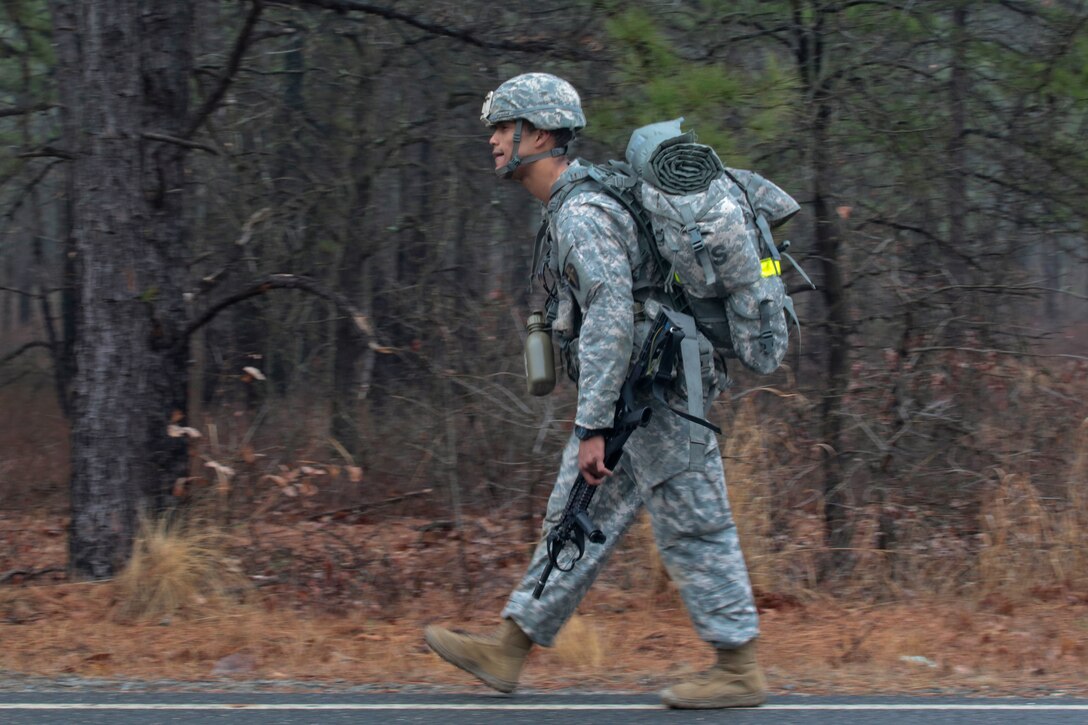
[847,504,974,600]
[112,515,250,622]
[722,397,773,584]
[978,446,1088,599]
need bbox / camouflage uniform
[501,161,760,649]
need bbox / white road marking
[0,703,1087,711]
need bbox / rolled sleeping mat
[625,117,724,194]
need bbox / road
[1,693,1087,724]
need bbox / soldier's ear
[528,125,552,150]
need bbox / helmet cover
[481,72,586,131]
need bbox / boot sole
[660,689,767,709]
[423,629,517,694]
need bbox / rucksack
[544,118,811,375]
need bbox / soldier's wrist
[574,425,609,441]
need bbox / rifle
[533,309,716,599]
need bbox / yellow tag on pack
[760,258,781,277]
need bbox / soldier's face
[489,121,545,175]
[489,121,519,172]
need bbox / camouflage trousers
[501,396,759,649]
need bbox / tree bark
[52,1,194,578]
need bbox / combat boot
[424,618,533,693]
[660,640,767,709]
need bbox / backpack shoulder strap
[581,164,677,298]
[531,166,599,286]
[546,165,596,214]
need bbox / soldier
[424,72,766,710]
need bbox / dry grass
[0,500,1086,693]
[721,393,827,599]
[554,614,606,671]
[1,577,1085,694]
[978,437,1088,599]
[111,515,251,623]
[722,396,777,592]
[1,363,1087,693]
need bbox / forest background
[0,0,1087,694]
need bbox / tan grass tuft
[554,613,605,670]
[112,515,250,622]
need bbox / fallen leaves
[0,508,1086,695]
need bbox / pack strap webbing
[650,309,720,468]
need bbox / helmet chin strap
[496,119,569,178]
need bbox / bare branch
[0,102,53,118]
[286,0,595,59]
[196,208,271,295]
[16,145,75,160]
[183,273,391,352]
[0,566,64,584]
[912,346,1088,363]
[910,284,1088,303]
[306,487,434,520]
[185,0,266,139]
[3,160,63,221]
[0,285,41,299]
[860,217,943,246]
[142,131,219,155]
[0,341,51,366]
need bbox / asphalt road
[1,693,1087,724]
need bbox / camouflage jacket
[542,161,650,431]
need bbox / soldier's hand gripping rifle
[532,310,704,599]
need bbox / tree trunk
[793,1,853,573]
[52,0,193,578]
[813,98,852,569]
[50,1,82,420]
[330,42,382,459]
[947,4,968,283]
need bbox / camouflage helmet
[481,72,586,131]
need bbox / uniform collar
[546,160,592,213]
